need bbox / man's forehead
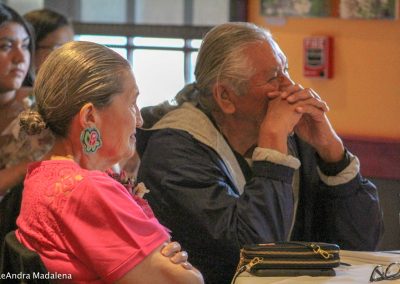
[268,39,287,64]
[243,40,287,73]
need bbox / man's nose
[279,73,295,90]
[136,111,144,128]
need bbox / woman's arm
[0,161,29,195]
[116,242,204,284]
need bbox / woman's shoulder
[82,169,130,198]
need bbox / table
[234,251,400,283]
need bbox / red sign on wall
[303,36,333,79]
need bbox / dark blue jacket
[137,128,383,284]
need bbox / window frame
[73,23,210,84]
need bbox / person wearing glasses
[137,22,384,284]
[24,8,74,75]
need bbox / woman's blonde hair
[20,41,131,137]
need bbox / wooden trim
[342,136,400,180]
[72,22,212,39]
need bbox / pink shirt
[16,160,169,283]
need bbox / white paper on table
[340,250,400,265]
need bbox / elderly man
[137,22,383,284]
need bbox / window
[75,34,200,107]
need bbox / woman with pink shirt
[16,40,203,283]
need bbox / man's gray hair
[144,22,272,127]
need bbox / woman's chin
[106,144,136,166]
[123,147,136,160]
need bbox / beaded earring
[80,126,102,154]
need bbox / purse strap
[231,257,263,284]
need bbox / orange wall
[248,1,400,140]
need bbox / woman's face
[97,70,143,165]
[0,22,30,94]
[35,25,74,72]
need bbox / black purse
[232,242,340,283]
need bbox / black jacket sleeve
[291,138,384,251]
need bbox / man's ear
[212,83,236,114]
[79,103,97,128]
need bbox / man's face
[230,40,293,129]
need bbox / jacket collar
[144,102,246,194]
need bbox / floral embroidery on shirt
[106,170,153,218]
[106,170,150,198]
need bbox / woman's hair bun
[19,110,47,135]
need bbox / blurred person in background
[23,8,74,86]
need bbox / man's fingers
[310,88,321,100]
[295,104,326,121]
[281,84,303,99]
[283,87,325,107]
[308,97,329,112]
[266,91,281,99]
[286,90,312,103]
[289,94,329,112]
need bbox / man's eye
[267,76,279,83]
